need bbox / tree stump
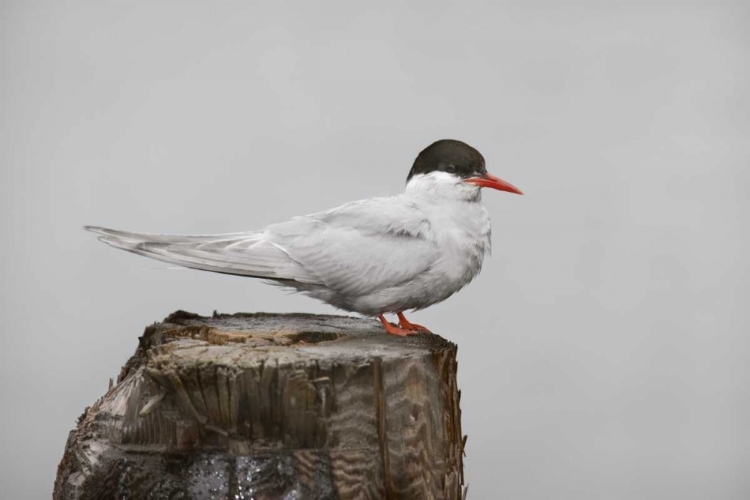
[54,311,465,500]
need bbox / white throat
[404,172,482,202]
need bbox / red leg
[397,312,432,333]
[378,314,416,337]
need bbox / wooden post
[54,311,465,500]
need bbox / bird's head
[406,139,522,200]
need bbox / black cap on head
[407,139,486,182]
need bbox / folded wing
[85,196,437,296]
[84,226,319,283]
[267,197,437,296]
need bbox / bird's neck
[404,172,482,202]
[404,172,492,262]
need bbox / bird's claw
[396,312,432,333]
[378,314,420,336]
[398,322,431,333]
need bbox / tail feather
[83,226,314,282]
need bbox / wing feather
[85,195,437,296]
[84,226,318,282]
[263,197,437,296]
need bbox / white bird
[85,139,522,336]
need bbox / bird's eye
[446,164,456,173]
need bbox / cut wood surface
[54,311,465,500]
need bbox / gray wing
[266,197,437,296]
[84,226,319,282]
[84,196,437,295]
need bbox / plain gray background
[1,1,748,498]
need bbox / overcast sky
[1,1,749,498]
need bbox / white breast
[283,171,493,316]
[377,172,493,312]
[411,195,491,308]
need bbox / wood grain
[54,311,465,500]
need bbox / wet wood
[54,311,465,500]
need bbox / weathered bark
[54,311,465,500]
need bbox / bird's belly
[342,240,487,315]
[292,202,491,316]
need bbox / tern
[85,139,522,336]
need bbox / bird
[85,139,522,336]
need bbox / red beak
[464,172,523,195]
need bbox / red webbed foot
[397,312,432,333]
[378,314,418,337]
